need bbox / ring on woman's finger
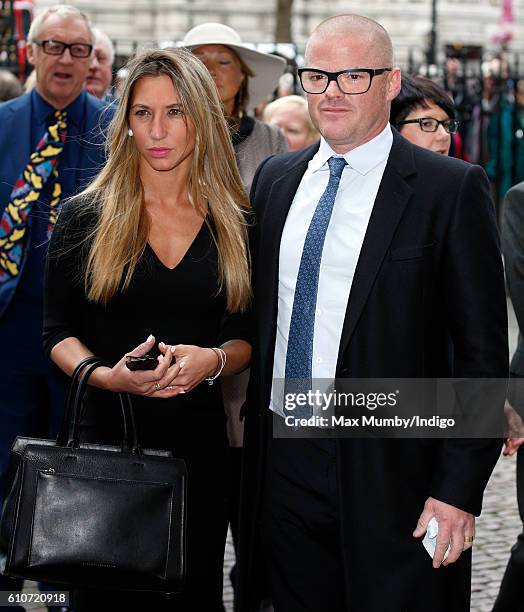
[179,361,186,369]
[154,382,161,391]
[166,385,174,390]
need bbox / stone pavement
[223,531,235,612]
[18,299,524,611]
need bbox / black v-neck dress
[44,198,250,610]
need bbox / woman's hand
[157,343,218,394]
[156,339,251,396]
[95,335,180,397]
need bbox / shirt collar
[32,88,86,127]
[310,123,393,176]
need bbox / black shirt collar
[231,115,255,146]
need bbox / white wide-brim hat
[181,23,286,108]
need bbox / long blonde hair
[263,95,320,145]
[80,47,251,311]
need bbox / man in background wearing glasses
[0,6,111,606]
[238,13,507,612]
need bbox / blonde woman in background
[22,69,37,93]
[44,47,252,611]
[263,94,320,151]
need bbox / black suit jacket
[503,182,524,376]
[237,130,508,611]
[502,182,524,422]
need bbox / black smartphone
[125,355,159,371]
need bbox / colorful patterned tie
[0,110,67,316]
[284,156,347,418]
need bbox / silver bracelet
[205,347,226,385]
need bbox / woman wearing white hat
[182,23,287,596]
[182,22,288,192]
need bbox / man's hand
[413,496,475,568]
[503,400,524,456]
[503,437,524,456]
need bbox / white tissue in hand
[422,517,450,560]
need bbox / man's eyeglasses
[298,67,392,95]
[396,117,459,134]
[34,39,93,58]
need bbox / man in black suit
[237,14,508,612]
[492,182,524,611]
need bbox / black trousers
[492,445,524,612]
[259,422,472,612]
[261,429,347,612]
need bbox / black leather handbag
[0,357,187,593]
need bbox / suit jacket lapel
[0,97,32,203]
[256,145,318,378]
[336,131,416,369]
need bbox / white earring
[128,128,133,137]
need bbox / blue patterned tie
[284,156,347,418]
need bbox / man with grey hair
[0,5,112,602]
[238,14,507,611]
[86,27,114,100]
[0,70,23,101]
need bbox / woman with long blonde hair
[44,47,251,610]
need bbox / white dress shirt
[269,124,393,415]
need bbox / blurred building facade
[32,0,524,67]
[23,1,524,205]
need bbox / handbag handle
[72,361,140,453]
[60,359,141,454]
[119,391,142,454]
[57,356,101,446]
[69,360,122,446]
[70,360,140,453]
[69,360,140,453]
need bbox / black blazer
[237,130,509,612]
[503,181,524,376]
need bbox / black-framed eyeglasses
[396,117,459,134]
[298,67,392,95]
[34,39,93,58]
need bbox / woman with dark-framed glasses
[390,74,458,155]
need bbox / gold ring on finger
[154,382,161,391]
[464,535,474,543]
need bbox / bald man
[237,14,507,612]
